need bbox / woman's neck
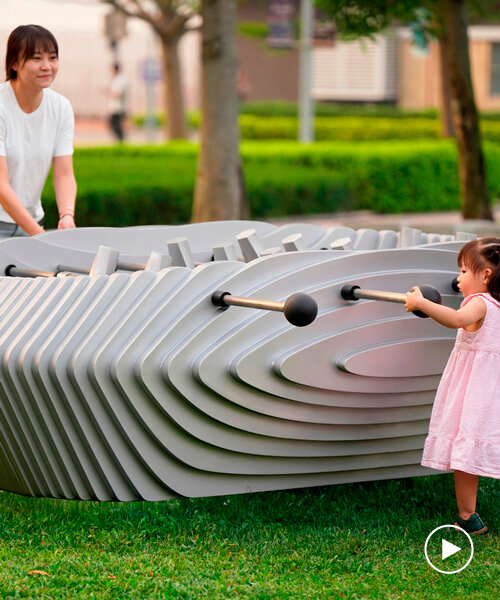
[9,79,43,114]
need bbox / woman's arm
[0,157,44,235]
[405,286,486,330]
[52,155,77,230]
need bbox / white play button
[442,539,461,560]
[425,525,474,574]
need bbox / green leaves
[315,0,425,38]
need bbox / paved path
[75,118,168,146]
[270,209,500,237]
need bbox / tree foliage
[315,1,500,37]
[315,0,425,37]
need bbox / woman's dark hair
[458,237,500,301]
[5,25,58,81]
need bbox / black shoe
[455,513,488,535]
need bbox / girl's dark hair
[458,237,500,301]
[5,25,58,81]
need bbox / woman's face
[13,48,58,89]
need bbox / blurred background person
[106,62,127,143]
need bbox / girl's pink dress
[421,292,500,478]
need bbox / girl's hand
[58,214,75,229]
[405,286,424,312]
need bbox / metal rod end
[340,285,360,301]
[211,290,231,308]
[4,264,16,277]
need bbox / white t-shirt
[107,73,127,115]
[0,81,74,223]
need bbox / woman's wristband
[59,213,74,220]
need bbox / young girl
[405,237,500,535]
[0,24,76,238]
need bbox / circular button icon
[424,525,474,574]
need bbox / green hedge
[239,100,500,120]
[237,116,500,143]
[134,112,500,143]
[241,140,498,214]
[239,115,443,141]
[238,100,440,119]
[133,103,441,123]
[237,21,268,39]
[41,141,500,228]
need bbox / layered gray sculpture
[0,223,464,501]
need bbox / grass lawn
[0,475,498,599]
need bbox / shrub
[239,115,442,141]
[239,100,500,121]
[238,100,440,119]
[133,105,500,134]
[43,144,198,228]
[132,112,164,127]
[41,141,500,228]
[238,21,268,39]
[239,116,500,142]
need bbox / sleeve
[0,115,6,156]
[53,97,74,157]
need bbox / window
[491,43,500,96]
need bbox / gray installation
[0,221,472,501]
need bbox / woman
[0,24,76,239]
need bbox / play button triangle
[442,539,461,560]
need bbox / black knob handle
[283,293,318,327]
[412,284,442,318]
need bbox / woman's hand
[58,214,75,229]
[405,286,424,312]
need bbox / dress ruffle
[422,435,500,479]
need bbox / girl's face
[457,262,491,297]
[13,48,58,90]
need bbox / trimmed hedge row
[238,100,440,119]
[239,116,500,142]
[41,141,500,228]
[239,100,500,120]
[135,112,500,143]
[239,115,442,141]
[134,101,500,122]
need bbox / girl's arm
[405,286,486,330]
[52,155,77,230]
[0,157,44,235]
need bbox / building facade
[311,26,500,112]
[1,0,499,118]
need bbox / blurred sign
[140,58,162,82]
[104,10,127,43]
[314,12,336,45]
[267,0,296,48]
[267,2,335,48]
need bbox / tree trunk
[160,35,187,140]
[438,0,492,220]
[191,0,246,222]
[437,36,454,138]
